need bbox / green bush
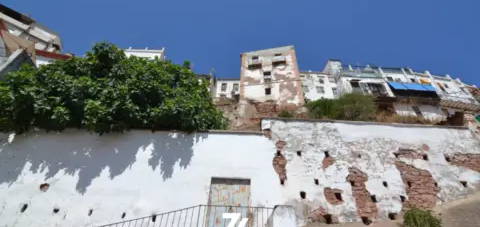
[306,94,375,121]
[278,110,294,118]
[404,208,441,227]
[0,42,227,134]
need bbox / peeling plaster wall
[0,130,283,227]
[300,72,337,101]
[393,103,446,121]
[262,119,480,224]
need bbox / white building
[240,46,304,110]
[124,47,166,60]
[214,78,240,99]
[300,71,337,101]
[0,4,62,53]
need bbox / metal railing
[98,204,286,227]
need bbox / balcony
[272,55,286,64]
[247,58,262,69]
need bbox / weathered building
[213,78,240,100]
[239,46,304,110]
[124,47,166,60]
[300,71,337,101]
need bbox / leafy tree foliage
[306,93,376,121]
[0,42,227,134]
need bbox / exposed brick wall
[324,187,343,205]
[393,148,426,160]
[272,151,287,183]
[394,161,440,209]
[322,156,335,169]
[346,167,378,221]
[308,207,339,224]
[448,153,480,172]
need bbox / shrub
[306,94,375,121]
[404,208,441,227]
[0,42,227,134]
[278,110,294,118]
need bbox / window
[221,83,227,92]
[386,77,393,81]
[263,71,271,76]
[274,53,282,56]
[332,88,337,96]
[303,86,309,92]
[412,106,423,117]
[252,56,259,60]
[265,87,271,95]
[444,83,449,88]
[319,78,324,84]
[316,86,325,94]
[233,83,239,91]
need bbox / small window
[386,77,393,81]
[265,87,271,95]
[319,78,324,84]
[303,86,309,93]
[316,86,324,94]
[233,83,239,91]
[412,106,423,117]
[410,78,416,83]
[332,88,337,96]
[252,56,259,60]
[274,53,282,56]
[350,81,360,88]
[263,71,271,76]
[221,83,227,92]
[444,83,449,88]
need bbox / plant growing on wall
[0,42,227,134]
[306,94,376,121]
[404,208,441,227]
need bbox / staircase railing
[98,204,290,227]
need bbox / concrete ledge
[262,117,469,130]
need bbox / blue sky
[4,0,480,85]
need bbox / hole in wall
[280,179,285,185]
[53,208,60,214]
[383,181,388,188]
[400,195,406,203]
[445,155,451,162]
[121,212,126,219]
[296,151,302,157]
[324,214,333,224]
[357,154,362,158]
[39,183,50,192]
[434,182,438,187]
[276,150,281,156]
[324,151,330,158]
[334,192,343,201]
[422,154,429,161]
[349,181,355,187]
[460,181,468,188]
[371,195,377,203]
[20,204,28,213]
[388,213,397,220]
[300,191,306,199]
[151,215,157,222]
[407,181,412,188]
[314,179,319,185]
[361,216,372,225]
[394,153,399,158]
[88,209,93,216]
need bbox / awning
[388,82,408,90]
[404,83,428,91]
[421,84,437,92]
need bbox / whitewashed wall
[214,79,240,99]
[262,119,480,223]
[1,120,479,227]
[0,130,282,227]
[393,103,446,121]
[300,72,336,101]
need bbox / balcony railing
[97,204,292,227]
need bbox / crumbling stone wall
[448,153,480,172]
[394,161,440,209]
[324,187,344,205]
[346,167,378,222]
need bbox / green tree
[0,42,227,134]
